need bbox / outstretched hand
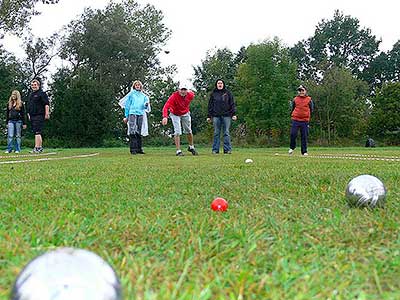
[162,117,168,126]
[232,116,237,121]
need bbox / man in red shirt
[162,86,198,156]
[289,85,314,156]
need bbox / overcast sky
[4,0,400,87]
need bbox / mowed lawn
[0,147,399,299]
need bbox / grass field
[0,147,399,300]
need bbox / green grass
[0,147,399,299]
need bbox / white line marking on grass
[0,152,57,159]
[0,153,99,165]
[274,153,400,162]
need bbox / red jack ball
[211,197,228,212]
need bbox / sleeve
[21,103,26,125]
[187,91,195,101]
[309,98,314,113]
[290,98,296,114]
[42,91,50,106]
[124,93,132,118]
[162,96,173,118]
[207,94,214,118]
[5,106,9,124]
[229,92,236,116]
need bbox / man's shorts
[170,112,192,136]
[30,115,45,135]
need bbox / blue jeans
[290,120,309,154]
[7,120,23,152]
[212,116,232,153]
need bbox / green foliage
[0,0,60,37]
[60,0,171,96]
[1,147,400,299]
[307,67,369,143]
[49,69,115,146]
[368,83,400,144]
[0,47,25,132]
[235,39,298,141]
[291,10,381,81]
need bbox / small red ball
[211,197,228,212]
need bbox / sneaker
[187,146,198,156]
[212,151,219,154]
[176,150,184,156]
[223,150,232,154]
[37,147,43,153]
[4,150,11,154]
[15,151,20,154]
[137,150,145,154]
[302,153,309,156]
[30,148,39,154]
[288,149,294,155]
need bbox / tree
[0,0,60,37]
[192,47,243,136]
[60,0,171,97]
[368,83,400,144]
[49,0,173,146]
[307,67,369,143]
[49,68,114,146]
[235,39,298,143]
[291,10,381,81]
[0,47,25,133]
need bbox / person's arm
[162,95,173,118]
[207,94,213,119]
[229,92,236,119]
[42,91,50,119]
[290,98,296,114]
[21,103,27,126]
[124,93,132,118]
[309,98,314,113]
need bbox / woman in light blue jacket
[123,80,149,155]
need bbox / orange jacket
[291,96,313,122]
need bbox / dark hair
[214,79,225,90]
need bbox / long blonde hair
[8,90,22,111]
[132,80,143,91]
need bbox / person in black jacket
[27,79,50,153]
[207,79,237,154]
[5,90,27,153]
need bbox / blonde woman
[5,90,27,153]
[122,80,150,155]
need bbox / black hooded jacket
[27,89,50,116]
[208,81,236,117]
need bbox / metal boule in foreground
[345,175,387,208]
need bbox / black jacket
[28,89,50,116]
[208,89,236,117]
[6,103,26,125]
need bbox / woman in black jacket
[5,90,27,153]
[207,79,237,154]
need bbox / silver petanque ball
[345,175,387,208]
[12,247,121,300]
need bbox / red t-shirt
[162,91,195,118]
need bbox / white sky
[3,0,400,87]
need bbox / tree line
[0,1,399,147]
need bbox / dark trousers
[290,120,309,154]
[129,133,142,154]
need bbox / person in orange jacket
[288,85,314,156]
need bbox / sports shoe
[176,150,184,156]
[137,150,145,154]
[30,148,40,154]
[4,150,11,154]
[224,150,232,154]
[187,146,198,156]
[288,149,294,155]
[302,153,308,156]
[15,151,20,154]
[212,151,219,154]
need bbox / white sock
[176,149,182,153]
[189,145,194,149]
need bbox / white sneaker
[302,153,308,156]
[4,150,11,154]
[15,151,20,154]
[288,149,294,155]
